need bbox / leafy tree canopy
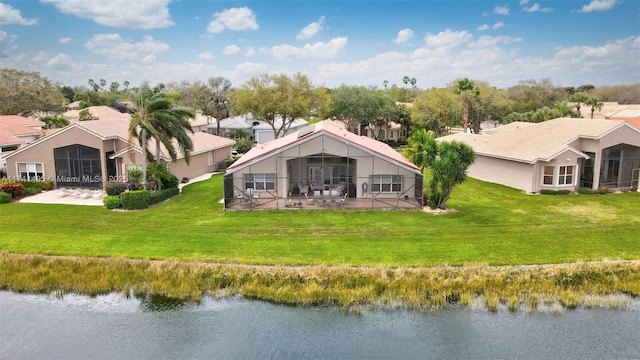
[0,68,66,116]
[230,73,329,139]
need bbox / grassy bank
[2,253,639,313]
[1,174,639,266]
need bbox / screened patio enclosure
[223,125,423,210]
[580,143,640,190]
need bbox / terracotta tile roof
[228,120,420,172]
[0,115,44,128]
[79,118,234,160]
[439,117,638,164]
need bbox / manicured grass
[1,174,639,266]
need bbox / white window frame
[208,151,214,166]
[371,175,402,193]
[542,166,554,186]
[541,165,576,187]
[17,162,44,181]
[558,165,575,186]
[244,173,275,191]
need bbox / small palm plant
[127,167,144,190]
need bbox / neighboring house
[252,117,309,144]
[0,116,45,173]
[5,118,235,188]
[438,118,640,193]
[223,120,423,210]
[205,114,255,138]
[190,112,214,133]
[605,105,640,130]
[62,106,130,122]
[365,121,407,142]
[205,114,309,144]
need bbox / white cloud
[522,3,553,12]
[207,7,259,34]
[394,29,414,44]
[493,22,505,30]
[577,0,617,13]
[476,24,490,31]
[297,16,325,40]
[41,0,173,29]
[494,4,510,15]
[0,31,18,57]
[425,29,473,50]
[468,35,522,49]
[245,47,256,57]
[59,37,72,44]
[223,44,241,55]
[199,51,216,60]
[0,3,38,25]
[84,33,169,61]
[46,53,74,70]
[265,37,348,61]
[520,0,529,5]
[142,54,156,64]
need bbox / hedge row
[104,187,180,210]
[0,192,11,204]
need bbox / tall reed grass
[1,252,638,313]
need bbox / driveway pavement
[18,172,218,206]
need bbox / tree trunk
[141,128,147,190]
[463,96,469,133]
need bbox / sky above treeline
[1,0,639,90]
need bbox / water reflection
[1,291,639,360]
[137,293,192,312]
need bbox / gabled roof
[227,120,421,173]
[438,117,639,164]
[62,106,131,121]
[0,115,45,128]
[5,118,235,161]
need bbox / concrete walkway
[19,172,219,206]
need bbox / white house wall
[468,156,535,192]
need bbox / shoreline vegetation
[2,252,639,313]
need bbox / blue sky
[1,0,639,90]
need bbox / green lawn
[1,174,639,266]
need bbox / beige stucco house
[223,120,423,210]
[438,118,640,193]
[5,118,235,189]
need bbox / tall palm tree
[202,76,233,136]
[128,83,195,189]
[585,96,603,119]
[569,92,589,118]
[452,78,480,133]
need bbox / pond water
[1,291,639,359]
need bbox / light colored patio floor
[18,172,220,206]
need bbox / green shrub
[0,192,11,204]
[0,182,25,198]
[540,189,571,195]
[23,187,41,196]
[235,139,255,154]
[17,180,53,191]
[105,182,127,196]
[150,187,180,204]
[121,190,152,210]
[103,195,122,210]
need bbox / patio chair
[339,193,348,208]
[298,183,309,196]
[283,198,292,207]
[304,193,316,206]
